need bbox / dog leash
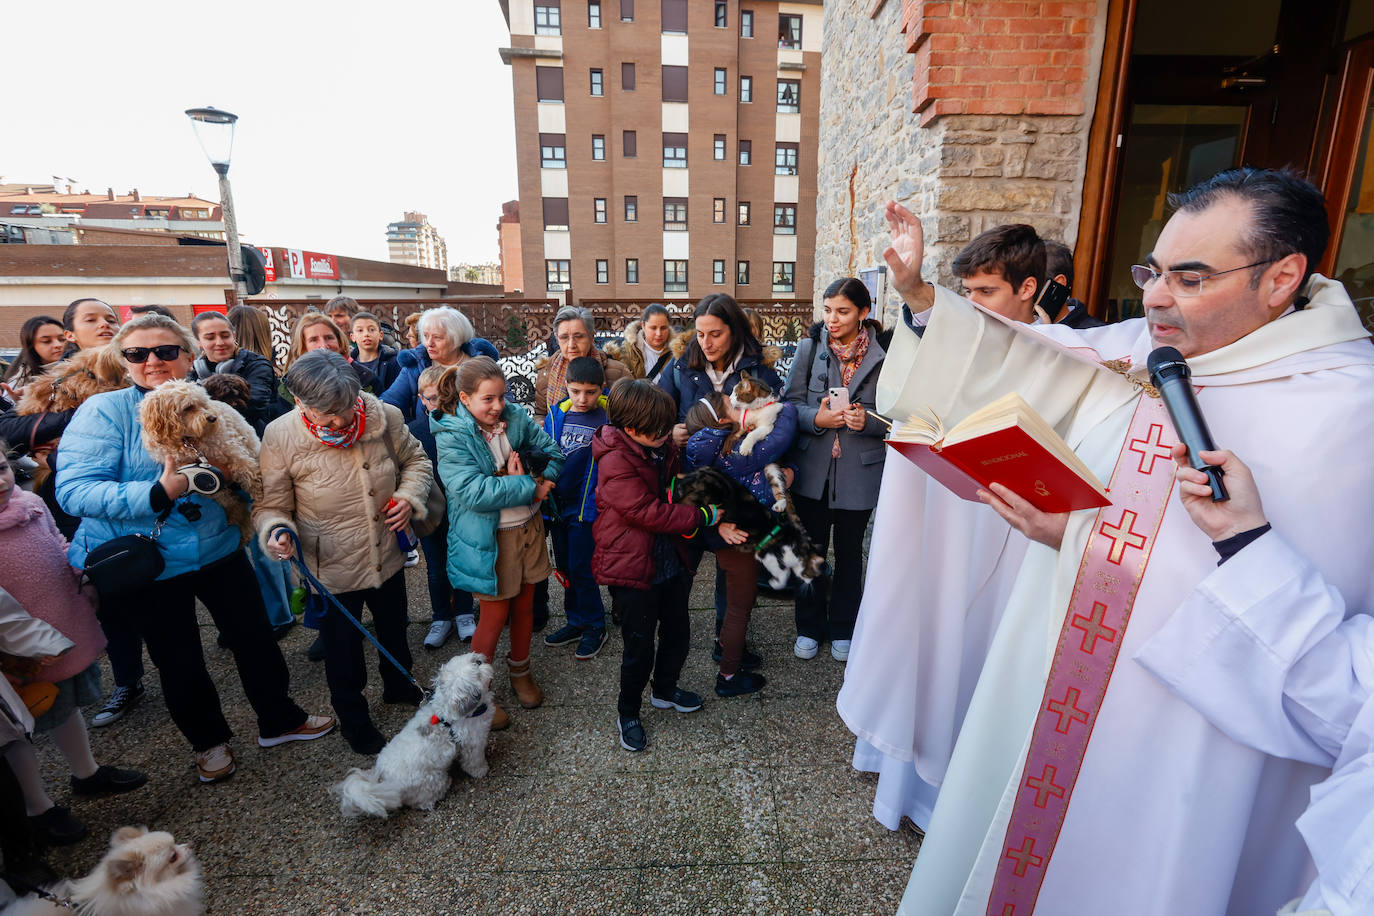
[273,527,429,703]
[0,871,77,909]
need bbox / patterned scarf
[544,348,607,414]
[827,327,870,386]
[300,396,367,448]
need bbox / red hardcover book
[885,392,1110,514]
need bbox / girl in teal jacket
[431,357,563,727]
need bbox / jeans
[249,536,294,628]
[321,570,415,735]
[614,574,690,718]
[98,549,306,752]
[550,521,605,631]
[792,485,872,642]
[419,518,473,622]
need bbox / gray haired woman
[533,306,631,421]
[254,349,434,755]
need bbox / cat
[729,372,784,457]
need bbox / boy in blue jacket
[542,357,610,659]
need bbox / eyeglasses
[121,345,186,363]
[1129,260,1273,298]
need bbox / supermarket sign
[284,248,339,281]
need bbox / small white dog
[2,826,202,916]
[332,653,495,818]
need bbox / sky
[1,0,517,266]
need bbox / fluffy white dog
[332,653,495,818]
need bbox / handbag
[380,427,446,538]
[82,507,172,600]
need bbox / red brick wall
[901,0,1094,125]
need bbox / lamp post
[185,106,246,305]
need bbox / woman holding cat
[782,277,889,664]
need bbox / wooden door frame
[1316,39,1374,276]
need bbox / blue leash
[274,527,428,701]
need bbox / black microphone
[1147,346,1228,502]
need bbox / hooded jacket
[544,395,608,523]
[353,343,403,394]
[533,348,631,421]
[603,319,674,382]
[658,328,784,421]
[381,339,501,423]
[192,347,277,434]
[591,425,701,589]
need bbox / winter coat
[381,339,501,423]
[658,328,785,421]
[56,386,242,580]
[433,403,565,597]
[783,322,889,511]
[353,344,402,393]
[0,584,74,745]
[684,402,799,505]
[544,396,608,523]
[254,393,434,595]
[0,490,105,682]
[192,347,277,434]
[591,425,701,589]
[603,320,673,382]
[533,349,631,422]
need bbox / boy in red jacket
[592,379,738,751]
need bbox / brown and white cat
[2,827,202,916]
[729,372,784,458]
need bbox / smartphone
[828,387,850,412]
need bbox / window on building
[620,0,634,21]
[539,133,566,168]
[714,68,727,94]
[664,260,688,292]
[778,13,802,48]
[546,259,571,291]
[737,260,750,284]
[714,0,728,27]
[594,198,607,223]
[774,203,796,234]
[663,132,687,168]
[624,195,638,221]
[738,139,752,165]
[740,8,753,37]
[621,62,636,91]
[713,259,726,284]
[535,3,562,35]
[663,197,688,230]
[777,79,800,113]
[626,258,639,284]
[590,68,604,96]
[588,1,602,27]
[739,75,753,102]
[536,66,565,102]
[662,65,688,102]
[714,134,726,161]
[623,129,637,157]
[772,261,795,292]
[713,197,726,223]
[661,0,687,33]
[596,259,610,284]
[542,197,570,231]
[775,142,799,175]
[738,201,751,226]
[592,134,606,160]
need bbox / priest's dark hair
[1167,167,1329,287]
[952,224,1046,294]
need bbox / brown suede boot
[490,704,510,731]
[509,658,543,709]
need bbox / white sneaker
[455,614,477,641]
[831,639,852,662]
[794,636,819,660]
[424,619,454,649]
[404,549,420,568]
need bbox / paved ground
[33,555,922,914]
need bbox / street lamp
[185,106,247,303]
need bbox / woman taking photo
[605,304,674,384]
[55,314,335,783]
[190,311,277,435]
[533,307,629,423]
[782,278,888,663]
[2,316,66,404]
[258,349,433,754]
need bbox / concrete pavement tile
[526,638,624,707]
[771,765,923,864]
[499,772,653,870]
[639,864,791,915]
[203,874,359,915]
[784,859,918,916]
[486,868,644,915]
[637,694,771,769]
[758,648,848,697]
[636,764,783,866]
[488,702,658,776]
[762,697,855,766]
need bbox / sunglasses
[121,345,186,363]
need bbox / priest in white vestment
[888,169,1374,915]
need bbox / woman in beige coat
[255,350,434,755]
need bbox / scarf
[300,396,367,448]
[828,327,870,386]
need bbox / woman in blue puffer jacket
[381,306,499,422]
[55,314,335,784]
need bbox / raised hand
[882,201,933,312]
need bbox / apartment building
[0,184,224,240]
[386,211,449,271]
[499,0,821,300]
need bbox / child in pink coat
[0,448,147,847]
